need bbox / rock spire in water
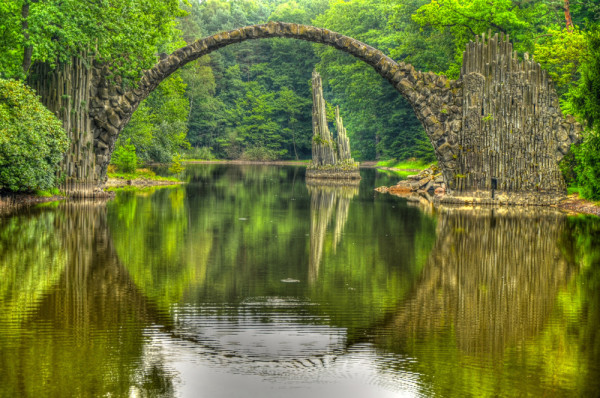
[308,70,360,180]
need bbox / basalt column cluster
[451,32,582,204]
[307,71,360,181]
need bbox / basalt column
[452,32,582,204]
[307,71,360,180]
[28,57,102,196]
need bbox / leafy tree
[0,0,185,84]
[117,72,190,164]
[572,25,600,199]
[111,138,138,173]
[534,26,587,101]
[0,79,68,191]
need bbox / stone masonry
[52,22,580,203]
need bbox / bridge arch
[89,22,460,184]
[88,23,581,204]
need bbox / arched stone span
[89,22,460,184]
[88,23,582,204]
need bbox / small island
[306,70,360,181]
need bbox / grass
[104,184,176,193]
[183,158,225,162]
[375,158,435,171]
[34,187,63,197]
[107,167,179,182]
[567,186,581,195]
[376,168,419,179]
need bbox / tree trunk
[21,1,33,74]
[564,0,574,32]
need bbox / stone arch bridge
[30,22,581,203]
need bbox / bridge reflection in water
[0,192,599,397]
[0,202,174,397]
[376,206,600,396]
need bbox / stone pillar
[28,55,102,196]
[307,71,360,180]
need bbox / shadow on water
[1,165,600,397]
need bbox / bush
[571,25,600,200]
[0,79,69,192]
[111,138,137,173]
[240,146,278,161]
[574,131,600,199]
[185,146,214,160]
[168,154,184,174]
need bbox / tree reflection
[307,181,359,282]
[0,202,175,397]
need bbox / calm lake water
[1,164,600,397]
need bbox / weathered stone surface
[72,23,579,205]
[453,31,582,202]
[308,71,360,180]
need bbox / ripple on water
[138,300,429,398]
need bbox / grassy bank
[375,159,435,179]
[105,167,182,191]
[375,158,433,170]
[107,168,179,182]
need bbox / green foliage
[168,154,185,174]
[572,26,600,200]
[240,146,278,161]
[0,0,186,84]
[0,79,68,192]
[535,26,587,99]
[119,73,190,163]
[574,132,600,200]
[111,138,137,173]
[184,146,215,160]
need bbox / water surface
[1,165,599,397]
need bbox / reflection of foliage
[108,186,198,310]
[375,209,600,396]
[109,165,437,339]
[0,210,66,324]
[0,203,173,397]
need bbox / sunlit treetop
[0,0,188,85]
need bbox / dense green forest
[1,0,600,197]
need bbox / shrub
[574,131,600,199]
[111,138,138,173]
[0,79,69,192]
[185,146,214,160]
[240,146,278,161]
[168,154,185,174]
[571,25,600,200]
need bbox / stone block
[98,88,109,100]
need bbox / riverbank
[0,191,66,216]
[559,194,600,216]
[183,159,380,168]
[104,168,184,190]
[104,177,184,190]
